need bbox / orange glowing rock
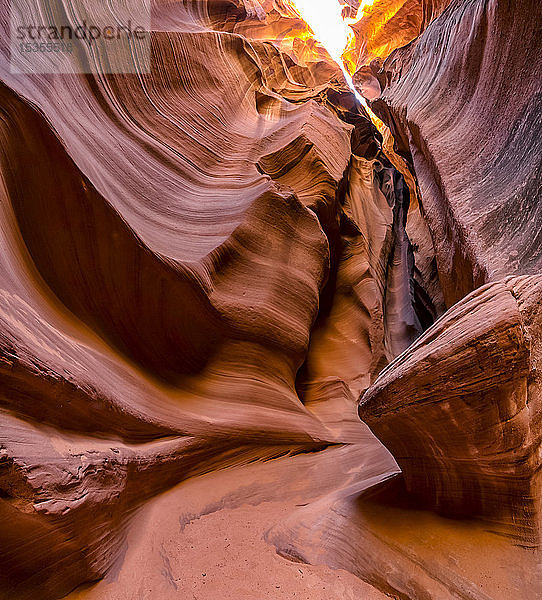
[274,1,419,74]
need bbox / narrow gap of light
[286,0,374,64]
[287,0,379,117]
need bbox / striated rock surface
[267,471,542,599]
[359,275,542,544]
[366,0,542,306]
[0,0,430,596]
[0,0,541,598]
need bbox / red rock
[359,276,542,545]
[0,0,540,598]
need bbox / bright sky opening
[286,0,375,104]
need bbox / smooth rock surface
[359,276,542,545]
[0,0,540,598]
[370,0,542,306]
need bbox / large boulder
[359,275,542,545]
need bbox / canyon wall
[0,0,541,598]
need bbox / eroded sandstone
[359,275,542,544]
[0,0,540,598]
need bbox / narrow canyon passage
[65,445,394,600]
[0,1,541,599]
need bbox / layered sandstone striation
[366,0,542,306]
[0,0,541,599]
[359,275,542,544]
[354,0,542,548]
[0,1,428,597]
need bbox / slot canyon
[0,0,541,598]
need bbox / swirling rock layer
[0,0,430,596]
[0,0,541,598]
[371,0,542,306]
